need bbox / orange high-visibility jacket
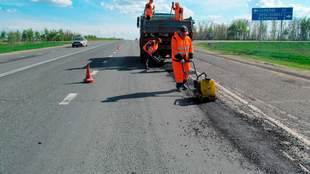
[172,5,183,21]
[171,32,193,83]
[143,40,159,56]
[145,2,155,18]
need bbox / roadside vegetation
[194,17,310,41]
[195,16,310,70]
[0,41,71,54]
[0,29,118,54]
[84,35,121,41]
[198,42,310,70]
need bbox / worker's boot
[181,80,188,90]
[176,83,182,92]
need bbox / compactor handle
[197,72,208,81]
[191,60,209,80]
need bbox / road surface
[0,41,306,174]
[195,48,310,143]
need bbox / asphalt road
[194,49,310,143]
[0,41,306,174]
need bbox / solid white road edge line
[0,44,104,79]
[59,93,78,106]
[189,68,310,147]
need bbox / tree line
[0,29,104,44]
[193,17,310,41]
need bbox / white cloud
[100,0,194,18]
[202,0,249,9]
[6,8,17,13]
[31,0,72,7]
[258,0,284,7]
[258,0,310,17]
[1,17,137,39]
[290,3,310,17]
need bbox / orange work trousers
[172,60,190,83]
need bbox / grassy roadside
[197,42,310,70]
[0,41,71,54]
[86,38,121,41]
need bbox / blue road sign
[252,7,293,21]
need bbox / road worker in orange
[144,0,155,20]
[143,38,162,69]
[172,2,183,21]
[171,25,193,91]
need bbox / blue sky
[0,0,309,39]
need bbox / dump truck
[137,13,194,65]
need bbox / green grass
[0,41,70,54]
[198,42,310,70]
[86,38,122,41]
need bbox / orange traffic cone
[84,63,95,83]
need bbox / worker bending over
[171,25,193,91]
[143,38,162,70]
[172,2,183,21]
[144,0,155,20]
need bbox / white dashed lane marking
[59,93,78,106]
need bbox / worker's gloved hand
[189,53,194,59]
[175,54,183,60]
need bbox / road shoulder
[195,47,310,82]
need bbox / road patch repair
[161,61,310,173]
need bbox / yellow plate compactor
[191,60,216,102]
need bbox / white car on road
[72,36,88,47]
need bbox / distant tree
[213,24,228,40]
[21,30,27,42]
[16,30,21,42]
[300,17,310,40]
[85,35,98,40]
[26,29,34,42]
[0,31,6,40]
[258,21,268,40]
[7,32,18,44]
[34,31,41,41]
[228,19,249,40]
[270,21,278,40]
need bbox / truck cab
[137,13,194,65]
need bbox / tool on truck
[137,9,194,65]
